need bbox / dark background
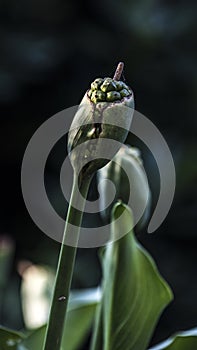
[0,0,197,348]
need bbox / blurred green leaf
[61,303,95,350]
[18,326,45,350]
[91,202,173,350]
[0,327,24,350]
[18,288,99,350]
[150,328,197,350]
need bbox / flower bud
[68,63,134,182]
[98,145,151,232]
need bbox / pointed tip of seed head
[113,62,124,81]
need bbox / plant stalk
[43,173,92,350]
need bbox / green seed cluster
[88,77,132,104]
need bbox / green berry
[103,77,112,81]
[114,81,123,91]
[91,78,103,90]
[121,82,129,90]
[100,79,117,92]
[91,90,106,103]
[106,91,121,102]
[120,89,130,98]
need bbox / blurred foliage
[0,0,196,347]
[91,203,173,350]
[0,288,98,349]
[150,328,197,350]
[0,208,196,350]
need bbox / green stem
[43,173,92,350]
